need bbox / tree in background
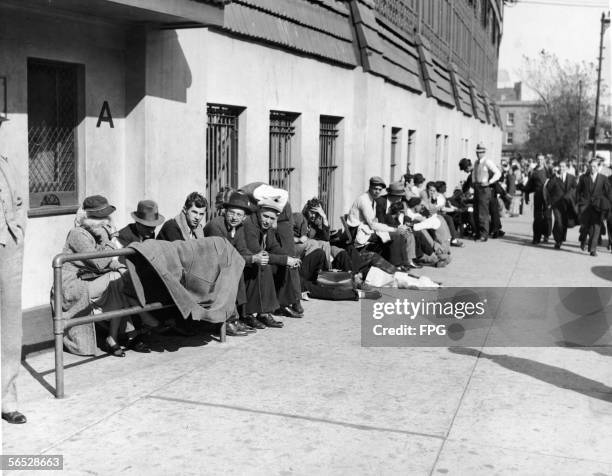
[520,51,598,161]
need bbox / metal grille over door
[269,111,298,194]
[318,116,341,223]
[206,105,241,220]
[27,59,79,209]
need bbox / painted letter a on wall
[97,101,114,128]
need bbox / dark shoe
[126,336,151,353]
[292,302,304,315]
[554,243,561,249]
[580,241,586,251]
[103,341,125,357]
[590,251,598,257]
[277,306,303,319]
[258,313,284,328]
[2,411,27,424]
[497,230,505,238]
[542,237,549,244]
[236,320,256,333]
[243,314,266,330]
[531,239,540,245]
[226,320,248,337]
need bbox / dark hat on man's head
[223,191,252,213]
[369,176,386,188]
[386,182,406,197]
[459,158,472,171]
[476,143,487,152]
[412,173,425,185]
[406,196,421,209]
[83,195,116,218]
[131,200,165,227]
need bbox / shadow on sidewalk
[557,341,612,357]
[498,233,588,255]
[591,265,612,283]
[20,325,219,397]
[448,347,612,404]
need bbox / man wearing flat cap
[241,199,301,328]
[117,200,165,247]
[346,176,410,269]
[347,176,395,235]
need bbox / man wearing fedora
[374,181,422,269]
[117,200,165,247]
[204,191,257,336]
[469,144,501,242]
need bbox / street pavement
[2,211,612,475]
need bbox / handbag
[316,271,353,290]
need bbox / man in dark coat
[374,182,422,269]
[204,191,257,335]
[155,192,208,336]
[544,160,577,249]
[117,200,165,247]
[157,192,207,241]
[242,199,302,328]
[577,157,611,256]
[525,154,551,245]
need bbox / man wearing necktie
[471,143,501,242]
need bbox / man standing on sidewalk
[470,144,501,242]
[577,157,610,256]
[526,154,552,245]
[1,154,27,424]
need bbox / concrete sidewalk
[2,213,612,475]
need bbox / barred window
[319,116,341,223]
[27,59,82,213]
[269,111,299,194]
[506,132,514,145]
[407,130,416,174]
[390,127,401,182]
[206,104,243,220]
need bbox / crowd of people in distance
[495,151,612,256]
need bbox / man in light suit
[1,154,27,424]
[577,157,611,256]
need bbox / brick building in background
[497,82,544,159]
[0,0,504,322]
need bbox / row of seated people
[58,184,387,358]
[342,176,467,273]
